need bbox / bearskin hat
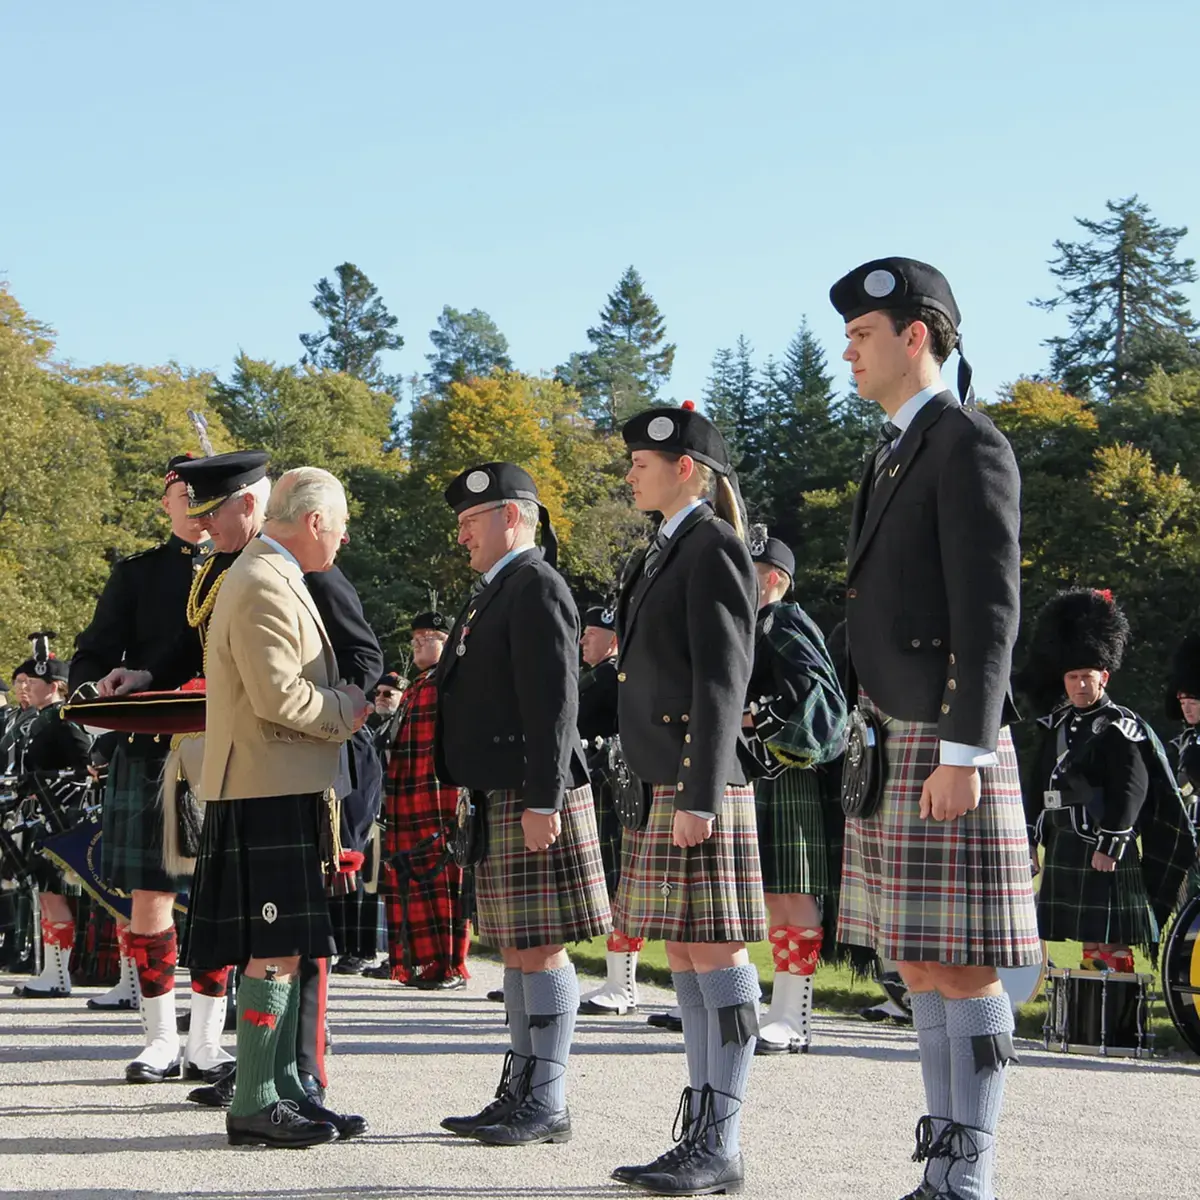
[1165,631,1200,721]
[1018,588,1130,713]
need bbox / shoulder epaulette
[116,542,167,565]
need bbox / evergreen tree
[559,266,676,428]
[299,262,404,392]
[1033,196,1199,398]
[425,305,512,392]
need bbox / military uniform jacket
[1024,696,1198,927]
[743,601,848,777]
[616,506,756,816]
[845,392,1020,750]
[69,534,208,696]
[1171,726,1200,822]
[21,702,92,777]
[435,549,589,811]
[578,657,619,748]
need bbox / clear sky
[3,1,1198,413]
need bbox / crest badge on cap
[35,661,47,677]
[465,469,491,494]
[647,415,675,442]
[601,607,615,626]
[863,268,896,298]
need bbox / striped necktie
[642,531,670,577]
[872,421,903,489]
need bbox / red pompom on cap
[681,399,695,411]
[1095,588,1114,603]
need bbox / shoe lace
[692,1083,739,1152]
[271,1099,304,1127]
[640,1087,700,1170]
[911,1117,983,1195]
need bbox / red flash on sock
[769,925,822,976]
[242,1009,278,1029]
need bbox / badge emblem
[186,483,196,503]
[750,536,766,556]
[465,469,490,494]
[1092,716,1110,735]
[261,902,278,924]
[647,415,674,442]
[763,613,774,634]
[35,661,47,677]
[863,268,896,298]
[601,607,615,626]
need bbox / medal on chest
[456,609,477,658]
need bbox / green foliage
[299,262,404,393]
[1034,195,1199,399]
[425,306,512,393]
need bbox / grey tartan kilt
[837,696,1041,967]
[474,786,612,950]
[185,792,336,970]
[614,784,767,944]
[1036,808,1156,948]
[100,739,187,894]
[755,767,833,895]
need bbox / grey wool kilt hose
[101,738,188,894]
[185,792,336,969]
[473,785,612,950]
[837,696,1041,967]
[614,784,767,944]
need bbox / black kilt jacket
[615,506,757,817]
[578,658,619,746]
[435,549,589,812]
[845,392,1020,750]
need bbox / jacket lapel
[619,506,712,663]
[848,392,957,576]
[248,541,339,681]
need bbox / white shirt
[660,497,709,538]
[484,544,536,585]
[258,533,301,573]
[887,379,996,770]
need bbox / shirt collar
[484,544,536,585]
[660,497,709,539]
[258,533,302,573]
[889,378,952,435]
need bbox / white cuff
[939,740,997,768]
[686,810,715,820]
[528,807,557,815]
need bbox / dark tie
[642,531,670,577]
[470,575,488,598]
[872,421,902,489]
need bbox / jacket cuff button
[676,782,684,792]
[941,703,951,714]
[663,715,671,723]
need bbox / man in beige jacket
[185,467,371,1149]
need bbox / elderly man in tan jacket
[186,466,372,1149]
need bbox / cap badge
[35,661,48,677]
[186,484,196,503]
[763,613,774,634]
[465,470,490,494]
[863,268,897,298]
[601,607,615,626]
[750,535,766,556]
[647,415,674,442]
[261,902,278,924]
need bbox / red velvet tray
[64,688,207,735]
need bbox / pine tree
[425,305,512,393]
[299,262,404,392]
[1033,196,1199,398]
[559,267,676,428]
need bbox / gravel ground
[2,959,1197,1200]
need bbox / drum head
[998,946,1047,1011]
[1162,892,1200,1057]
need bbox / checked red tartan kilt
[837,694,1041,967]
[381,671,470,981]
[614,784,767,944]
[474,786,612,950]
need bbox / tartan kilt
[1036,808,1157,948]
[838,697,1041,967]
[100,739,186,894]
[755,767,833,895]
[590,770,625,897]
[474,786,612,950]
[614,784,767,944]
[185,792,336,969]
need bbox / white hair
[509,498,539,532]
[266,467,347,526]
[232,475,272,512]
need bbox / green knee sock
[274,978,308,1104]
[228,975,291,1118]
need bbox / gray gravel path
[2,960,1197,1199]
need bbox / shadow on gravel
[0,1102,195,1118]
[335,1039,680,1056]
[0,1046,147,1063]
[13,1189,624,1199]
[1016,1051,1200,1076]
[0,1133,228,1155]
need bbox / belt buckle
[1043,789,1063,811]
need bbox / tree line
[1,195,1198,730]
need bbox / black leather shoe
[87,995,137,1011]
[472,1096,571,1146]
[12,983,70,998]
[331,956,367,976]
[486,988,504,1002]
[633,1145,744,1195]
[441,1050,532,1136]
[293,1095,368,1139]
[646,1011,683,1033]
[226,1100,339,1148]
[125,1056,182,1084]
[299,1072,326,1107]
[185,1059,236,1084]
[363,962,396,980]
[188,1067,237,1107]
[414,974,467,991]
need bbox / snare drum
[1161,892,1200,1057]
[1043,967,1153,1057]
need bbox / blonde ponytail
[716,475,746,542]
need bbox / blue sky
[3,1,1198,413]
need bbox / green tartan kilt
[1036,808,1157,948]
[474,786,612,950]
[100,739,187,895]
[755,767,833,895]
[185,792,336,969]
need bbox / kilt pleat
[474,786,612,950]
[837,697,1041,967]
[185,793,336,969]
[1036,809,1157,949]
[100,739,185,894]
[755,768,832,895]
[614,784,767,944]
